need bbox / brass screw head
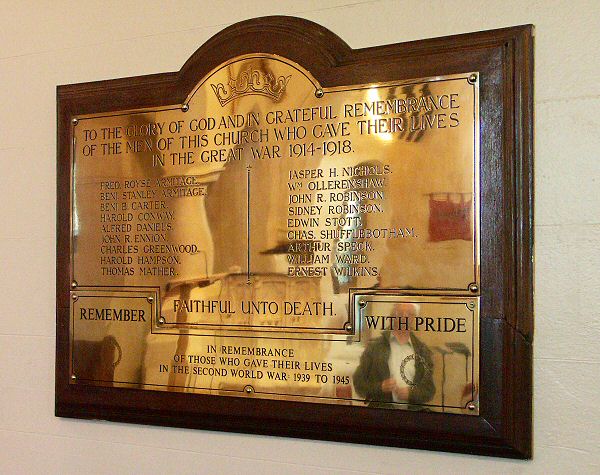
[244,385,254,394]
[71,281,78,288]
[181,104,189,112]
[72,118,79,125]
[467,401,477,411]
[158,316,166,325]
[147,296,154,303]
[468,283,479,293]
[344,322,353,333]
[315,88,324,98]
[468,73,478,84]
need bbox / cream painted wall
[1,1,599,473]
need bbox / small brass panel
[69,54,480,412]
[350,292,479,413]
[70,287,158,385]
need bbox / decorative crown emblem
[211,68,291,106]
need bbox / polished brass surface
[350,292,479,413]
[69,54,480,413]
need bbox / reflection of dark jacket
[353,332,435,409]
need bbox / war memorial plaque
[56,17,534,458]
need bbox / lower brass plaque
[69,54,480,414]
[71,289,478,413]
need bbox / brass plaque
[70,54,479,414]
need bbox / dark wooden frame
[56,16,534,459]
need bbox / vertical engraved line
[247,166,251,283]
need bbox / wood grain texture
[56,16,534,459]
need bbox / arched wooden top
[177,16,353,94]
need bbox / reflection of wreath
[400,353,431,387]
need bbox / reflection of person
[353,303,435,409]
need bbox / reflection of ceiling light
[367,87,393,142]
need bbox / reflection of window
[428,193,472,242]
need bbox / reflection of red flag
[428,193,472,242]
